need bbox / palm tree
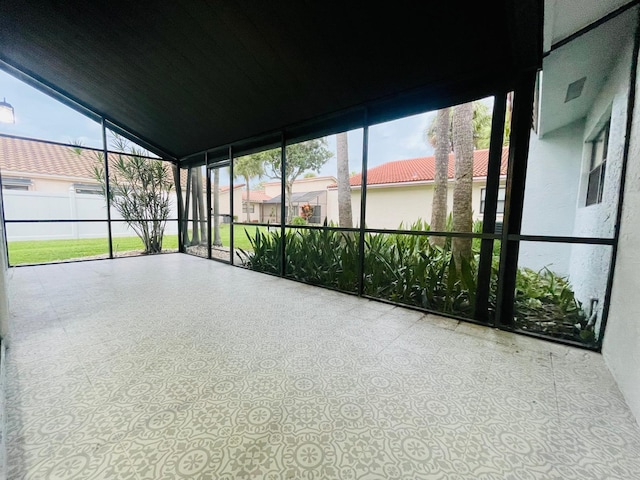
[336,132,353,228]
[430,108,450,247]
[234,155,264,222]
[451,102,474,264]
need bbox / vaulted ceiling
[0,1,542,160]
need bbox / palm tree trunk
[196,168,207,243]
[452,102,474,264]
[431,108,450,247]
[286,182,294,223]
[213,168,222,246]
[336,132,353,228]
[183,167,192,247]
[244,175,251,222]
[190,168,200,245]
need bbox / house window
[242,203,255,213]
[586,121,609,206]
[2,177,32,190]
[73,183,102,195]
[480,187,505,214]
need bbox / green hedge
[236,221,593,344]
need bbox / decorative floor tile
[5,254,640,479]
[21,440,138,480]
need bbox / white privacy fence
[3,189,179,241]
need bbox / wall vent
[565,77,587,103]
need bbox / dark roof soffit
[0,0,542,161]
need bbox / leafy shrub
[236,227,282,275]
[514,267,591,342]
[236,221,593,343]
[291,216,307,226]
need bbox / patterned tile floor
[4,254,640,479]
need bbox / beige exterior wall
[245,202,263,223]
[2,172,98,193]
[263,176,337,197]
[326,188,362,227]
[327,179,504,230]
[217,186,244,219]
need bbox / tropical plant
[299,203,314,221]
[234,154,264,222]
[87,135,173,254]
[514,267,590,341]
[236,217,593,344]
[236,227,282,275]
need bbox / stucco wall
[217,187,243,219]
[519,120,585,274]
[327,181,491,230]
[235,201,262,223]
[326,188,362,227]
[263,176,337,197]
[602,44,640,426]
[568,38,633,334]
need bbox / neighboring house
[261,176,337,224]
[0,135,101,193]
[327,147,508,229]
[238,189,271,223]
[0,135,180,240]
[216,183,244,222]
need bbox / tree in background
[451,102,475,264]
[425,99,510,254]
[336,132,353,228]
[234,155,264,222]
[430,108,450,247]
[88,135,173,254]
[426,100,506,151]
[259,139,332,223]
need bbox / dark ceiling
[0,1,542,160]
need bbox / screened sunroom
[0,1,639,478]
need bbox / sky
[0,68,467,181]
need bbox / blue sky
[0,68,440,179]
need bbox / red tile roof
[0,136,185,186]
[220,184,245,193]
[0,135,99,180]
[242,190,271,202]
[341,147,508,187]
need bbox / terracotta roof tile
[0,135,100,181]
[242,190,271,202]
[220,184,245,193]
[343,147,508,187]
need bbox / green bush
[236,221,593,343]
[514,266,591,342]
[291,216,307,226]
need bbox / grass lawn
[8,224,268,265]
